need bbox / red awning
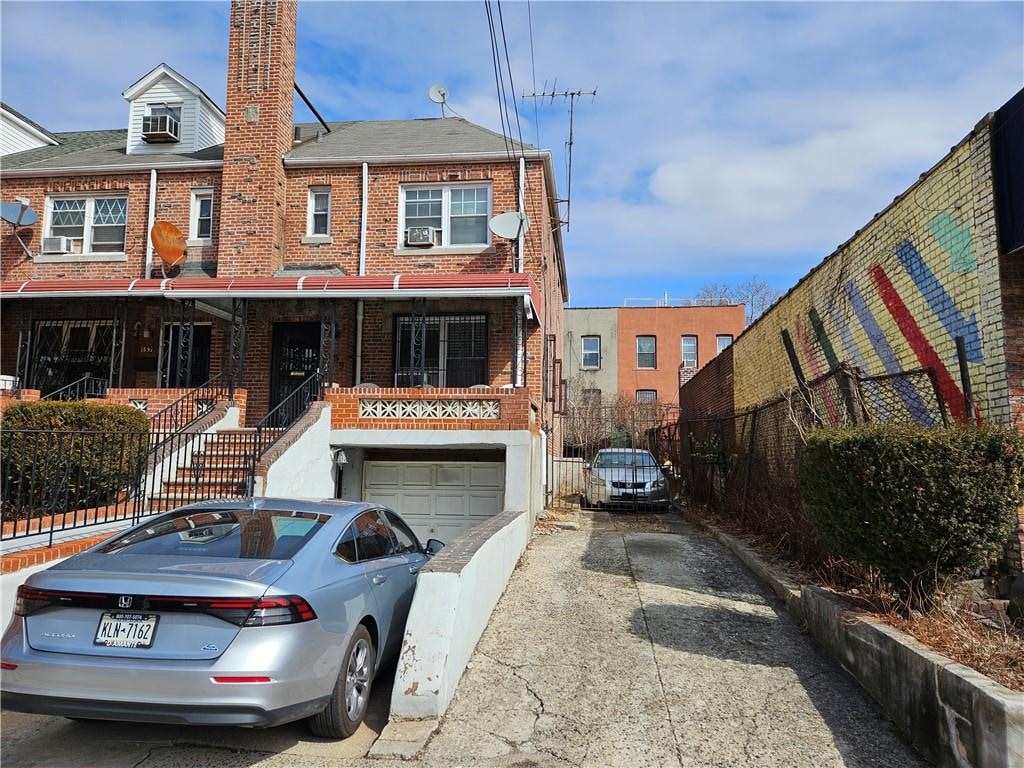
[0,273,544,323]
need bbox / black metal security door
[270,322,321,409]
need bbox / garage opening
[361,449,505,542]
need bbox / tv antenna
[428,84,450,117]
[1,200,38,260]
[522,83,597,231]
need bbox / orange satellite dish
[151,221,187,271]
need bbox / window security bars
[394,314,488,388]
[27,317,125,396]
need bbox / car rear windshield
[98,509,331,559]
[594,452,658,468]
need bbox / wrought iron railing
[252,370,322,462]
[149,373,227,433]
[41,374,108,401]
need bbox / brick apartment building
[563,303,745,406]
[0,0,568,540]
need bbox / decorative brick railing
[328,387,537,431]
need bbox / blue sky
[2,1,1022,306]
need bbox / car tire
[308,623,375,739]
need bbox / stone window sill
[186,238,212,248]
[301,235,333,245]
[393,245,495,257]
[34,252,127,264]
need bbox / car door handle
[372,574,387,585]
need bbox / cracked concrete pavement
[416,510,926,767]
[1,510,927,767]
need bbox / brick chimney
[217,0,297,276]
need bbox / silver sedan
[0,498,444,739]
[581,448,670,509]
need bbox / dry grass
[886,599,1024,692]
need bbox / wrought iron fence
[252,369,322,470]
[40,373,109,402]
[650,364,949,563]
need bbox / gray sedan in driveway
[0,498,444,739]
[581,448,670,509]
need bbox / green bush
[800,424,1024,596]
[1,401,150,519]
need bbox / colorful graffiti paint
[730,128,1002,427]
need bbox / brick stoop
[1,532,114,574]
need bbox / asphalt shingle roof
[1,117,539,172]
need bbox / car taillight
[211,676,272,684]
[15,586,107,616]
[145,595,317,626]
[0,661,17,670]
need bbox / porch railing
[252,370,322,465]
[41,374,108,402]
[149,373,227,433]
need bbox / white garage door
[363,461,505,542]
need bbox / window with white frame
[636,389,657,403]
[401,184,491,246]
[47,196,128,254]
[581,335,601,369]
[636,335,657,369]
[681,335,698,367]
[190,189,213,241]
[307,187,331,236]
[716,334,734,355]
[148,103,182,122]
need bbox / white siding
[126,75,197,154]
[194,103,224,150]
[0,113,49,156]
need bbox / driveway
[1,510,926,767]
[417,510,926,767]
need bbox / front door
[270,322,320,410]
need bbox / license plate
[94,612,159,648]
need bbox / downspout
[515,156,526,386]
[145,168,157,279]
[354,162,369,384]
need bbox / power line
[484,0,515,167]
[526,0,540,149]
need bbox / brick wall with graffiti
[730,115,1007,426]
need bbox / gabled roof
[0,102,59,146]
[121,63,225,117]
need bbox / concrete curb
[695,517,1024,768]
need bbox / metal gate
[547,402,677,513]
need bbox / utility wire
[484,0,515,167]
[527,0,540,149]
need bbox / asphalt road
[0,510,926,767]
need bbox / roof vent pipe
[293,126,302,144]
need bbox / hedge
[800,424,1024,596]
[1,401,151,520]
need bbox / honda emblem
[118,595,133,609]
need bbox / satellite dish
[489,211,530,240]
[0,201,38,228]
[150,220,187,271]
[428,84,449,105]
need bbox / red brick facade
[0,0,567,438]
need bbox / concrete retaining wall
[260,403,333,498]
[801,586,1024,768]
[390,509,530,719]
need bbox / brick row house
[0,0,568,541]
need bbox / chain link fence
[651,364,948,563]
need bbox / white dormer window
[142,103,181,143]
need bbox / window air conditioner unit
[42,236,72,254]
[405,226,440,247]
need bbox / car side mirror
[583,462,591,471]
[424,538,445,556]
